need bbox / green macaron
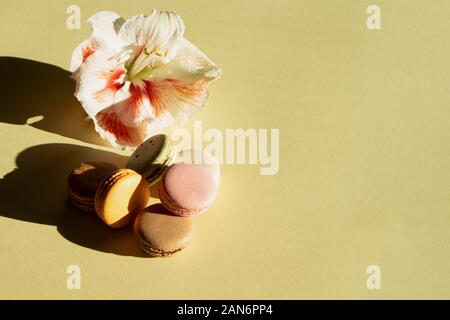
[126,134,176,186]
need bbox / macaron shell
[95,169,150,228]
[126,134,175,185]
[68,197,95,213]
[175,149,221,185]
[134,204,194,256]
[67,161,118,213]
[159,163,218,216]
[158,182,199,216]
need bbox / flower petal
[118,10,185,51]
[138,38,221,122]
[75,47,130,118]
[114,84,155,127]
[143,38,221,82]
[173,38,221,80]
[90,82,158,148]
[70,38,99,73]
[71,11,124,73]
[88,11,125,45]
[142,77,210,123]
[93,77,211,149]
[94,105,148,149]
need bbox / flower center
[126,46,168,85]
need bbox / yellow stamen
[154,45,168,57]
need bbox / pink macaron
[158,163,219,216]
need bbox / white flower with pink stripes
[71,10,220,149]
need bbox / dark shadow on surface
[0,56,110,146]
[0,143,145,257]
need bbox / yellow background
[0,0,449,299]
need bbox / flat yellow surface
[1,0,449,299]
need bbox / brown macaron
[95,169,150,228]
[67,161,118,213]
[134,204,194,257]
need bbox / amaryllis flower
[71,10,220,149]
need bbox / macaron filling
[135,234,184,257]
[143,154,174,185]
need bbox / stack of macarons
[67,134,220,257]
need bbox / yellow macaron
[95,169,149,228]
